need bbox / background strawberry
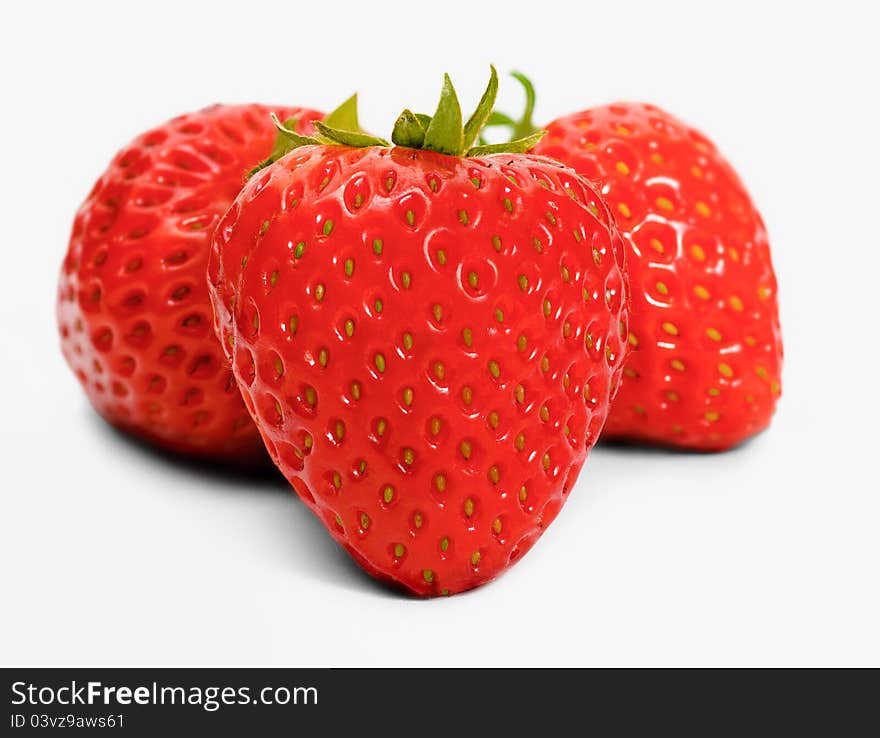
[492,76,782,450]
[57,102,324,461]
[209,70,629,594]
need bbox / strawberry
[57,101,335,461]
[208,69,629,594]
[491,75,782,450]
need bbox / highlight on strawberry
[488,73,783,451]
[208,68,629,595]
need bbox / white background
[2,0,878,666]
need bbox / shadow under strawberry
[596,431,765,456]
[83,409,411,598]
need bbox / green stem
[509,71,540,138]
[480,71,540,144]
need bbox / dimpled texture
[210,146,628,595]
[536,103,782,451]
[58,103,323,461]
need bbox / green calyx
[248,93,377,177]
[479,71,541,144]
[388,66,545,156]
[250,67,545,176]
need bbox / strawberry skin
[209,146,628,594]
[535,103,782,451]
[58,103,322,461]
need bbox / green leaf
[273,114,321,147]
[247,115,320,177]
[266,116,303,162]
[313,120,389,148]
[482,72,540,145]
[487,110,516,128]
[462,65,498,151]
[466,130,546,157]
[323,93,361,132]
[423,74,463,156]
[414,113,433,129]
[392,109,426,148]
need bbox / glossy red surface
[536,103,782,450]
[210,146,628,594]
[58,103,322,461]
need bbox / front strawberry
[209,70,628,595]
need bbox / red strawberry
[57,102,327,461]
[493,75,782,450]
[208,70,629,594]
